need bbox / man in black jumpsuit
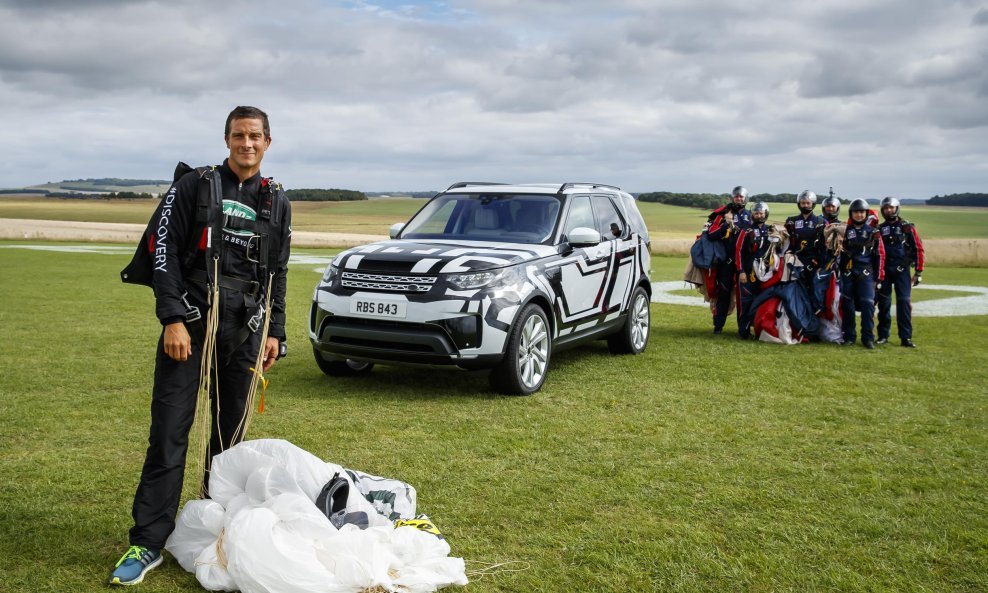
[111,106,291,586]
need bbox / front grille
[341,271,437,293]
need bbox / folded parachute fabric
[165,439,468,593]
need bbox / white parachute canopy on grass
[165,439,468,593]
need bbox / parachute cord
[464,560,530,580]
[231,271,275,445]
[194,256,221,499]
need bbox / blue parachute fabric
[742,285,783,330]
[778,281,820,337]
[742,282,820,338]
[689,232,726,269]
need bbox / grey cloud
[973,7,988,25]
[797,50,887,98]
[1,0,137,8]
[924,89,988,129]
[1,0,986,195]
[900,51,987,87]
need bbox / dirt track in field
[1,217,985,264]
[0,218,387,248]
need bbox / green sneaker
[109,545,162,586]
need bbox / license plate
[350,298,407,319]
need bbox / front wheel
[490,304,551,395]
[313,348,375,376]
[607,286,650,354]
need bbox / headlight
[448,270,502,290]
[322,263,339,283]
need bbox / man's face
[798,199,813,212]
[732,194,746,207]
[851,210,867,223]
[882,205,897,219]
[823,204,838,217]
[225,117,271,174]
[753,211,766,223]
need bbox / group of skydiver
[692,186,925,348]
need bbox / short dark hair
[225,106,270,138]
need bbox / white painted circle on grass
[650,281,988,318]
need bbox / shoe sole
[109,555,162,586]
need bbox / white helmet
[822,196,841,220]
[731,186,748,205]
[880,196,900,219]
[797,190,817,214]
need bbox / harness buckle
[247,304,265,333]
[246,235,261,263]
[181,292,202,322]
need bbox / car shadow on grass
[288,347,609,401]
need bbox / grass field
[2,196,988,241]
[0,242,986,592]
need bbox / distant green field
[289,199,428,234]
[2,196,987,240]
[0,197,427,234]
[0,244,986,592]
[0,197,162,224]
[637,201,988,240]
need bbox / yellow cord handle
[248,367,269,414]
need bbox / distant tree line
[638,191,814,209]
[927,193,988,207]
[0,189,48,195]
[285,188,366,201]
[42,191,156,199]
[65,178,169,187]
[55,183,164,195]
[365,191,437,199]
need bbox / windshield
[400,193,562,244]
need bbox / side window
[563,195,594,238]
[591,195,625,240]
[621,195,649,240]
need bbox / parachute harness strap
[231,271,275,445]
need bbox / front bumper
[309,297,508,370]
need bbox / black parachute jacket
[150,159,291,341]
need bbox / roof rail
[446,181,509,191]
[557,182,622,193]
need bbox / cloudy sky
[2,0,986,198]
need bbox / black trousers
[712,263,738,330]
[877,267,913,341]
[129,325,261,549]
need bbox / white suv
[309,182,652,394]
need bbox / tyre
[313,348,375,376]
[607,286,650,354]
[490,303,551,395]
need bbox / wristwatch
[278,341,288,359]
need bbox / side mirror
[388,222,405,239]
[568,227,601,247]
